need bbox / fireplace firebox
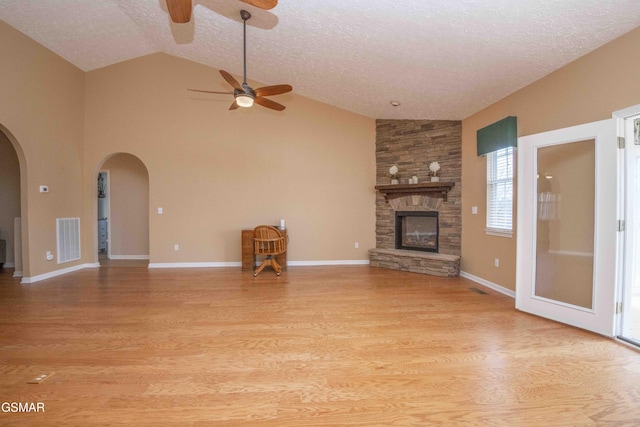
[395,211,438,253]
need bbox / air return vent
[57,218,80,264]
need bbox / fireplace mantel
[375,182,455,201]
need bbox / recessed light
[390,101,401,107]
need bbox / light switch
[158,207,163,214]
[472,206,478,215]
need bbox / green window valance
[477,116,517,156]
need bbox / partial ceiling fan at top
[188,9,292,111]
[166,0,277,23]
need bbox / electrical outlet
[158,207,163,214]
[472,206,478,214]
[174,244,179,251]
[355,242,359,249]
[494,258,499,267]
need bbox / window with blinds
[486,147,514,236]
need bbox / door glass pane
[535,139,595,309]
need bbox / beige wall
[101,154,150,257]
[0,131,20,265]
[84,54,376,264]
[4,16,639,280]
[461,27,640,290]
[0,20,85,278]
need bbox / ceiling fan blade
[220,70,243,91]
[166,0,192,23]
[254,84,292,97]
[229,101,240,110]
[240,0,278,10]
[188,89,233,94]
[255,96,286,111]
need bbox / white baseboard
[459,271,515,299]
[148,262,242,268]
[21,263,98,284]
[17,260,371,280]
[2,262,15,268]
[109,255,150,260]
[149,260,370,269]
[287,260,370,266]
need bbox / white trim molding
[109,255,150,260]
[287,260,370,267]
[18,260,372,281]
[460,271,515,299]
[148,260,370,269]
[148,262,242,268]
[21,263,99,284]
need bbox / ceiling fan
[188,10,292,111]
[166,0,277,24]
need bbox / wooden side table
[241,229,287,271]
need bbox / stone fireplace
[369,119,462,277]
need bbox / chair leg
[271,258,282,275]
[254,256,282,277]
[254,260,268,277]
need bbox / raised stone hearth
[373,119,462,277]
[369,248,460,278]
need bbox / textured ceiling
[1,0,639,119]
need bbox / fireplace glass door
[395,211,438,252]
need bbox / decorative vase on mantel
[430,176,440,182]
[391,178,399,185]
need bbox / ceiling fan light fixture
[236,94,255,108]
[188,9,291,112]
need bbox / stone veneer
[371,119,462,276]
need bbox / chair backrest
[253,225,286,255]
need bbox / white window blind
[486,147,514,234]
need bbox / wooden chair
[253,225,286,276]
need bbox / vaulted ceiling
[1,0,639,119]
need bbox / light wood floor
[1,265,639,426]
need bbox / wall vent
[57,218,81,264]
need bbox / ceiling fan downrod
[241,9,251,86]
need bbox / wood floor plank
[1,265,639,425]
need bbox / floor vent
[469,287,488,295]
[57,218,81,264]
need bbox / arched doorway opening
[96,153,149,267]
[0,125,27,278]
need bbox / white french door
[516,119,618,336]
[615,104,640,345]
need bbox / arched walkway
[95,153,150,267]
[0,124,28,277]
